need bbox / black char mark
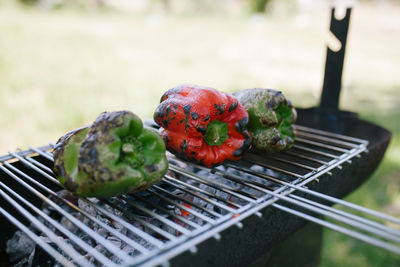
[196,125,207,136]
[267,91,283,109]
[144,164,158,173]
[183,105,192,134]
[78,111,131,182]
[214,104,226,115]
[235,116,249,133]
[228,102,238,112]
[154,105,165,126]
[191,112,199,120]
[53,126,91,192]
[163,134,169,145]
[165,105,171,119]
[203,115,210,122]
[232,116,251,157]
[233,131,251,157]
[64,180,79,192]
[180,139,188,153]
[160,87,180,102]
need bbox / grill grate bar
[101,198,178,242]
[163,176,239,213]
[122,195,192,236]
[274,191,400,244]
[30,145,54,161]
[81,198,165,248]
[169,165,258,202]
[295,137,351,153]
[210,163,400,244]
[283,150,330,164]
[0,163,140,262]
[0,206,74,267]
[292,144,339,158]
[150,185,219,224]
[273,203,400,255]
[3,124,399,265]
[263,155,320,171]
[224,161,400,225]
[0,187,93,266]
[244,154,306,178]
[176,163,272,194]
[134,194,201,230]
[289,194,400,237]
[296,184,400,225]
[5,156,155,255]
[294,125,369,144]
[211,165,276,194]
[294,131,361,149]
[8,151,60,184]
[25,156,54,174]
[158,178,232,216]
[0,181,118,267]
[240,163,400,225]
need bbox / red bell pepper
[154,84,251,167]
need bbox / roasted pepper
[233,88,297,152]
[154,84,251,167]
[53,111,168,198]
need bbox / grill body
[167,109,392,267]
[0,115,394,266]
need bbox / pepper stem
[204,120,228,146]
[122,143,134,154]
[120,136,144,168]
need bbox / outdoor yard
[0,1,399,265]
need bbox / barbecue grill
[0,7,398,267]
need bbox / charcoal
[31,244,57,267]
[6,155,286,266]
[6,231,35,263]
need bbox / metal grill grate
[1,125,399,266]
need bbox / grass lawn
[0,2,399,266]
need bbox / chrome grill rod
[226,163,400,225]
[273,204,400,255]
[165,153,400,253]
[12,152,172,253]
[161,177,238,214]
[207,163,400,245]
[289,194,400,236]
[294,125,368,144]
[0,181,120,266]
[0,186,92,266]
[0,162,139,263]
[0,206,74,267]
[2,124,396,266]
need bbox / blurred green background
[0,0,399,266]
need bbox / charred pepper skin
[154,84,251,167]
[233,88,297,152]
[53,126,89,193]
[53,111,168,198]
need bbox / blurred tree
[249,0,270,13]
[18,0,105,10]
[19,0,38,5]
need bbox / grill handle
[319,7,352,112]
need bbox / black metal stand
[319,8,352,112]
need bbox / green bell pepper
[233,88,297,152]
[53,111,168,198]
